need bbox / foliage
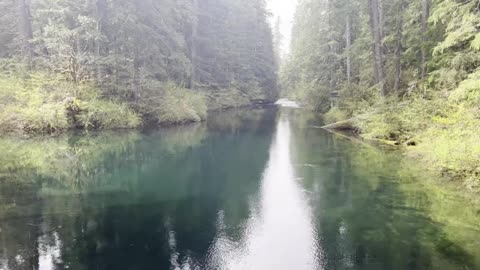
[0,73,68,134]
[283,0,480,186]
[0,0,278,134]
[323,107,349,124]
[449,69,480,106]
[206,87,251,111]
[283,78,332,111]
[413,106,480,188]
[353,98,442,141]
[73,99,141,130]
[139,82,207,124]
[0,72,140,134]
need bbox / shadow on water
[0,107,479,270]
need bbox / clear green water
[0,108,479,270]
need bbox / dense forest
[281,0,480,187]
[0,0,277,133]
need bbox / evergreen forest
[282,0,480,187]
[0,0,278,132]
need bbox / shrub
[287,80,331,112]
[0,73,70,134]
[0,72,141,134]
[354,97,450,142]
[140,82,207,124]
[449,69,480,106]
[73,99,141,129]
[323,107,349,124]
[206,87,251,110]
[351,90,480,187]
[413,107,480,188]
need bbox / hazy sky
[267,0,298,55]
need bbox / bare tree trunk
[95,0,107,81]
[368,0,385,95]
[133,50,141,101]
[17,0,33,66]
[394,7,404,92]
[190,0,198,90]
[420,0,430,80]
[346,14,352,85]
[378,0,385,39]
[327,0,336,94]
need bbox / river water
[0,107,479,270]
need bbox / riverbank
[0,71,273,136]
[322,98,480,192]
[0,72,204,135]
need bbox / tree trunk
[420,0,430,80]
[327,0,336,93]
[95,0,107,81]
[17,0,33,66]
[190,0,198,90]
[346,14,352,85]
[378,0,385,39]
[368,0,385,95]
[133,50,141,101]
[394,7,404,92]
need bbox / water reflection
[0,107,479,270]
[292,124,480,270]
[209,119,321,269]
[38,230,62,270]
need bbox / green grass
[0,72,142,134]
[323,107,349,124]
[413,107,480,190]
[348,95,480,188]
[321,69,480,189]
[138,82,207,124]
[72,99,141,130]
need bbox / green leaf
[471,34,480,51]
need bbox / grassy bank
[0,72,210,135]
[322,89,480,190]
[0,68,275,136]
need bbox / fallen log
[320,110,380,131]
[320,118,356,131]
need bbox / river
[0,107,479,270]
